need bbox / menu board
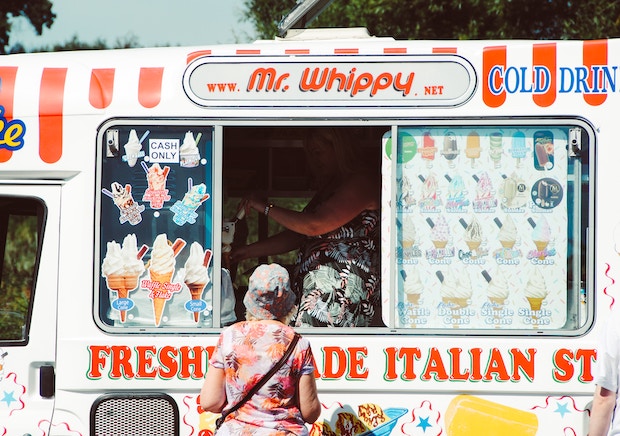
[384,126,568,330]
[98,124,233,329]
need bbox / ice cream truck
[1,21,616,436]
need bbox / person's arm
[230,229,304,263]
[588,385,616,436]
[298,373,321,423]
[199,366,227,413]
[247,172,380,237]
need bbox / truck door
[0,185,60,435]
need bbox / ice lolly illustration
[465,131,481,167]
[510,131,527,167]
[148,234,186,326]
[421,131,437,168]
[184,242,211,322]
[445,395,538,436]
[534,131,554,170]
[442,132,459,167]
[489,132,503,168]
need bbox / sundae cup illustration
[437,268,472,328]
[421,131,437,168]
[510,131,527,167]
[418,173,442,211]
[472,172,498,212]
[441,132,459,168]
[445,174,469,212]
[102,234,147,322]
[183,242,212,322]
[141,162,172,209]
[180,131,202,168]
[144,234,186,326]
[489,132,503,168]
[123,129,148,167]
[524,267,548,328]
[465,131,481,167]
[399,175,416,210]
[103,182,145,225]
[170,179,211,226]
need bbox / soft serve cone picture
[102,234,146,322]
[437,268,472,328]
[183,242,212,322]
[524,267,549,329]
[145,234,186,326]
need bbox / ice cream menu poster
[98,125,215,328]
[384,126,568,330]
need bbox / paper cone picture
[150,269,173,326]
[187,282,207,322]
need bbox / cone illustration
[433,239,448,249]
[466,240,481,251]
[187,282,207,322]
[500,239,515,249]
[106,274,129,322]
[150,269,173,326]
[443,297,469,328]
[527,296,545,329]
[533,240,548,259]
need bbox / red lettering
[323,347,347,379]
[400,347,422,381]
[469,348,484,380]
[422,348,449,381]
[179,346,206,379]
[384,347,398,381]
[483,348,510,381]
[576,349,597,382]
[110,345,134,379]
[135,346,157,378]
[448,348,470,381]
[510,348,536,381]
[347,347,368,380]
[159,346,179,378]
[87,345,110,379]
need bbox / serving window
[96,121,230,331]
[383,122,590,333]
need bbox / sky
[8,0,257,50]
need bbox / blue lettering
[575,66,591,93]
[559,67,574,93]
[488,65,504,95]
[533,66,551,93]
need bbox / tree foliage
[243,0,620,41]
[1,0,55,54]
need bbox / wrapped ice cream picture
[390,126,568,330]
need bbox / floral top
[293,209,381,327]
[209,320,315,435]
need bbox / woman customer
[200,263,321,435]
[231,128,381,327]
